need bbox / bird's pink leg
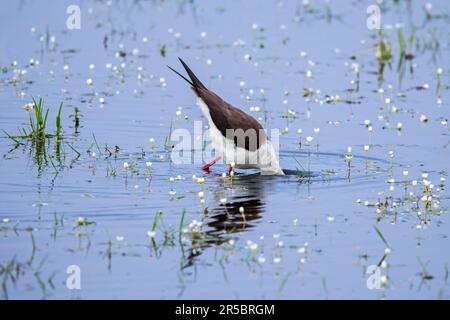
[202,156,221,171]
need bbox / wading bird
[168,58,284,175]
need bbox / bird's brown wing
[197,88,267,151]
[168,58,267,151]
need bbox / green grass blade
[373,225,389,247]
[179,208,186,237]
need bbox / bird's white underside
[197,98,284,175]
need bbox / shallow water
[0,0,449,299]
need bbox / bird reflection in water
[181,173,273,269]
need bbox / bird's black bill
[167,65,194,87]
[178,57,207,90]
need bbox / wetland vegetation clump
[2,98,74,174]
[4,98,63,143]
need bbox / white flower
[314,128,320,134]
[147,231,156,239]
[198,191,204,199]
[76,217,85,225]
[364,145,370,152]
[403,171,409,178]
[306,136,313,144]
[239,207,244,214]
[116,236,124,241]
[220,198,227,204]
[146,162,152,168]
[86,78,94,86]
[258,256,266,264]
[420,114,428,123]
[188,220,203,234]
[384,248,391,255]
[149,138,155,144]
[197,177,205,184]
[123,162,129,170]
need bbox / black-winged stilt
[168,58,284,175]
